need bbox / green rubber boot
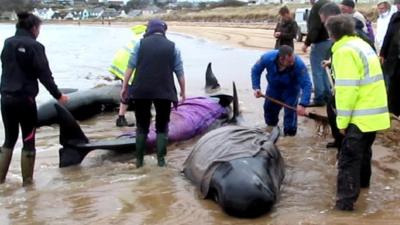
[21,150,35,186]
[0,147,13,183]
[156,133,168,167]
[135,134,147,168]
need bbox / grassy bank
[132,3,380,23]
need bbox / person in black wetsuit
[0,12,69,186]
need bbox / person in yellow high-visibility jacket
[109,24,146,127]
[325,15,390,211]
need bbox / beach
[1,22,400,224]
[168,21,308,56]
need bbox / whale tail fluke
[205,62,220,93]
[54,103,91,167]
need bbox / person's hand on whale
[58,94,69,105]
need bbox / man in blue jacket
[251,45,312,136]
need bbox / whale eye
[214,191,220,203]
[209,187,220,204]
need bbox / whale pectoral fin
[59,147,90,168]
[59,88,78,94]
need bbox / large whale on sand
[183,125,284,217]
[54,82,239,167]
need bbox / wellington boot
[21,150,35,186]
[0,147,13,183]
[135,134,147,168]
[156,133,168,167]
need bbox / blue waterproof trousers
[263,88,299,136]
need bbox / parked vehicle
[294,7,310,42]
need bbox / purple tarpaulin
[122,97,228,149]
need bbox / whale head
[208,152,284,218]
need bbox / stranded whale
[183,125,284,218]
[38,62,221,127]
[37,84,121,127]
[55,83,239,167]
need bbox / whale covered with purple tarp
[54,87,238,167]
[120,96,230,148]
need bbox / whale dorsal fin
[205,62,220,93]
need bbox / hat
[144,19,167,37]
[341,0,355,8]
[377,0,389,5]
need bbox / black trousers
[134,99,171,135]
[336,124,376,207]
[1,95,37,152]
[388,63,400,116]
[326,95,344,148]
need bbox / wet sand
[168,21,308,56]
[168,21,400,186]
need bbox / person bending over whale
[109,24,146,127]
[0,12,69,186]
[120,19,186,168]
[251,45,312,136]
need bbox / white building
[33,8,55,20]
[98,0,131,4]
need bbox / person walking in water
[120,19,186,168]
[0,12,69,186]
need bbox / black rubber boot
[135,134,147,168]
[0,147,13,183]
[116,115,128,127]
[116,115,135,127]
[21,150,35,186]
[156,133,168,167]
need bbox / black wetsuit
[1,28,61,151]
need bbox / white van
[294,7,310,42]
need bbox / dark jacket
[129,34,177,102]
[274,19,298,49]
[380,11,400,77]
[304,0,330,46]
[0,28,61,99]
[380,12,400,116]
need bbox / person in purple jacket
[251,45,312,136]
[0,12,69,186]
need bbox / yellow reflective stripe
[344,42,369,74]
[337,106,388,117]
[335,74,383,86]
[110,65,124,78]
[123,46,131,52]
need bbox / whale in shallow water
[55,83,239,167]
[38,62,221,127]
[37,84,121,127]
[183,125,284,218]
